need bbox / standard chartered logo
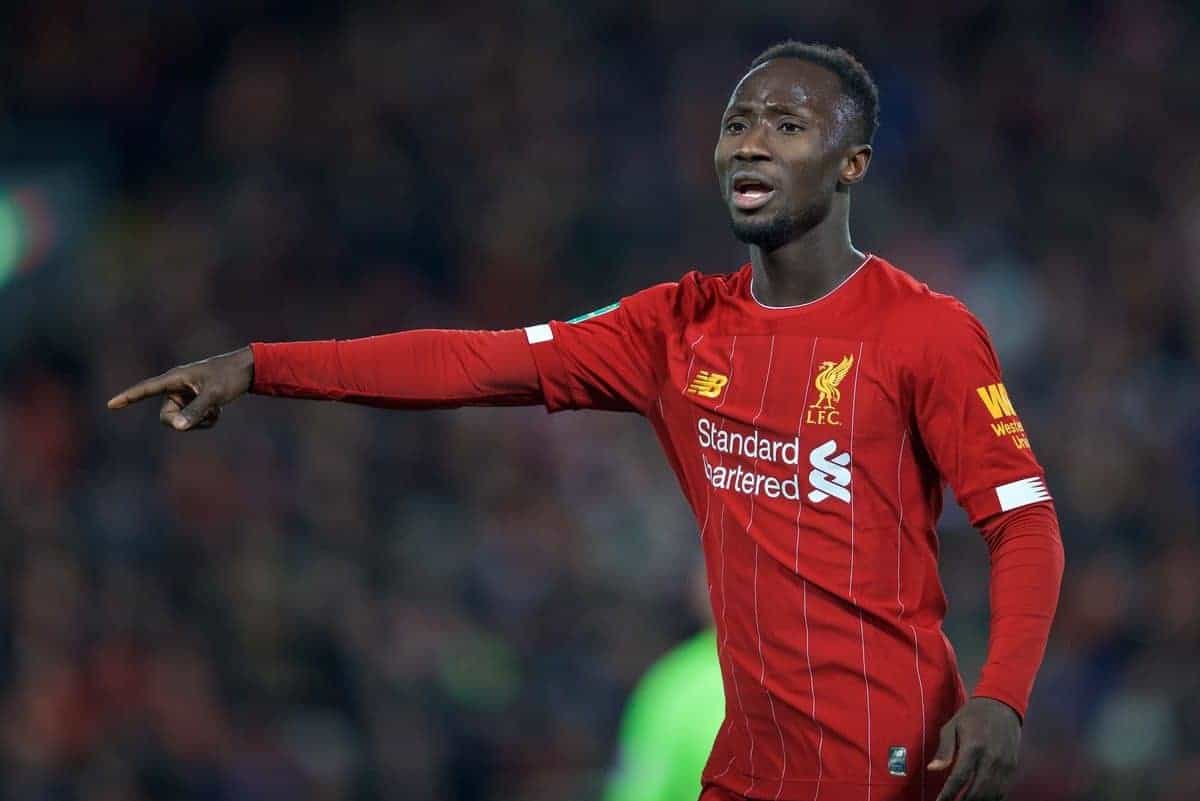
[695,417,851,505]
[807,439,851,504]
[697,417,802,500]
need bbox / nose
[733,121,771,162]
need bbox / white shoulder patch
[524,324,553,344]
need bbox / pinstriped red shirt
[526,255,1054,801]
[250,253,1061,801]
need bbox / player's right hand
[106,346,255,431]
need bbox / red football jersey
[524,254,1052,801]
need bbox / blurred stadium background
[0,1,1198,799]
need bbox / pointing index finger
[107,370,189,409]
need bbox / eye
[724,119,747,134]
[779,120,805,134]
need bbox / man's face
[714,58,865,251]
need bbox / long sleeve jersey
[251,254,1065,801]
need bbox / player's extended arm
[106,329,541,430]
[929,502,1064,801]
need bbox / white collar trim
[749,253,874,310]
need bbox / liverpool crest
[806,354,854,426]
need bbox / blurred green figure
[605,627,724,801]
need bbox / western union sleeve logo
[976,382,1031,450]
[976,383,1016,419]
[688,371,729,399]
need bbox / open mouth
[731,174,777,211]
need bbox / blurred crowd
[0,1,1197,800]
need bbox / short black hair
[748,41,880,145]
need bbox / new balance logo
[976,382,1016,419]
[688,371,729,399]
[807,439,851,504]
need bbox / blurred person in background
[109,41,1064,801]
[604,564,723,801]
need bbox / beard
[729,211,798,252]
[728,193,833,252]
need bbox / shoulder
[867,256,1001,382]
[620,267,744,323]
[869,255,991,350]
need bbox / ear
[839,144,872,185]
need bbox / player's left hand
[928,697,1020,801]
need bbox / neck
[749,193,864,307]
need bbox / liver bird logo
[811,354,854,410]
